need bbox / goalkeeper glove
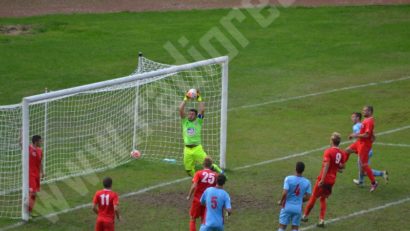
[196,89,202,102]
[183,91,189,101]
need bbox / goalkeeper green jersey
[181,117,203,145]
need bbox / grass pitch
[1,4,410,231]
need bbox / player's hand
[318,180,324,187]
[196,89,202,102]
[184,91,189,101]
[186,195,191,201]
[225,210,230,218]
[277,200,282,206]
[371,134,376,142]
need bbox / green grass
[1,4,410,231]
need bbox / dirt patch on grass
[0,24,32,35]
[126,189,274,212]
[0,0,409,18]
[233,193,275,210]
[129,191,189,211]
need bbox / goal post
[17,55,228,220]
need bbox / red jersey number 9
[335,153,342,164]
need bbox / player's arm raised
[179,91,189,118]
[197,89,205,117]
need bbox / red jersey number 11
[100,194,110,206]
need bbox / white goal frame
[20,56,228,221]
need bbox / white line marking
[229,76,410,111]
[374,142,410,147]
[2,125,408,231]
[300,197,410,230]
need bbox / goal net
[0,55,228,220]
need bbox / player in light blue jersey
[199,174,232,231]
[351,112,388,185]
[278,162,311,231]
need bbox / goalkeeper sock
[211,164,223,174]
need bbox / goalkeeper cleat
[353,179,363,186]
[383,170,389,184]
[317,219,325,228]
[301,215,308,222]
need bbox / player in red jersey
[93,177,120,231]
[28,135,43,216]
[186,157,218,231]
[301,132,347,228]
[346,105,378,192]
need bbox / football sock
[211,164,223,174]
[29,192,36,213]
[319,197,327,220]
[359,170,364,183]
[189,220,196,231]
[372,169,383,177]
[363,165,376,183]
[304,194,317,217]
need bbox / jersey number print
[100,194,110,206]
[201,172,216,184]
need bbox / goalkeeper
[179,89,223,176]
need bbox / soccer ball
[186,89,197,100]
[130,150,141,159]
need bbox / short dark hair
[331,132,341,146]
[189,109,198,116]
[103,177,113,188]
[296,161,305,174]
[217,174,227,186]
[365,105,373,113]
[32,135,42,144]
[203,157,213,168]
[353,112,362,120]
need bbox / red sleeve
[323,149,331,163]
[113,193,119,206]
[342,150,349,164]
[364,119,374,134]
[93,192,99,205]
[192,171,201,183]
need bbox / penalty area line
[300,197,410,231]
